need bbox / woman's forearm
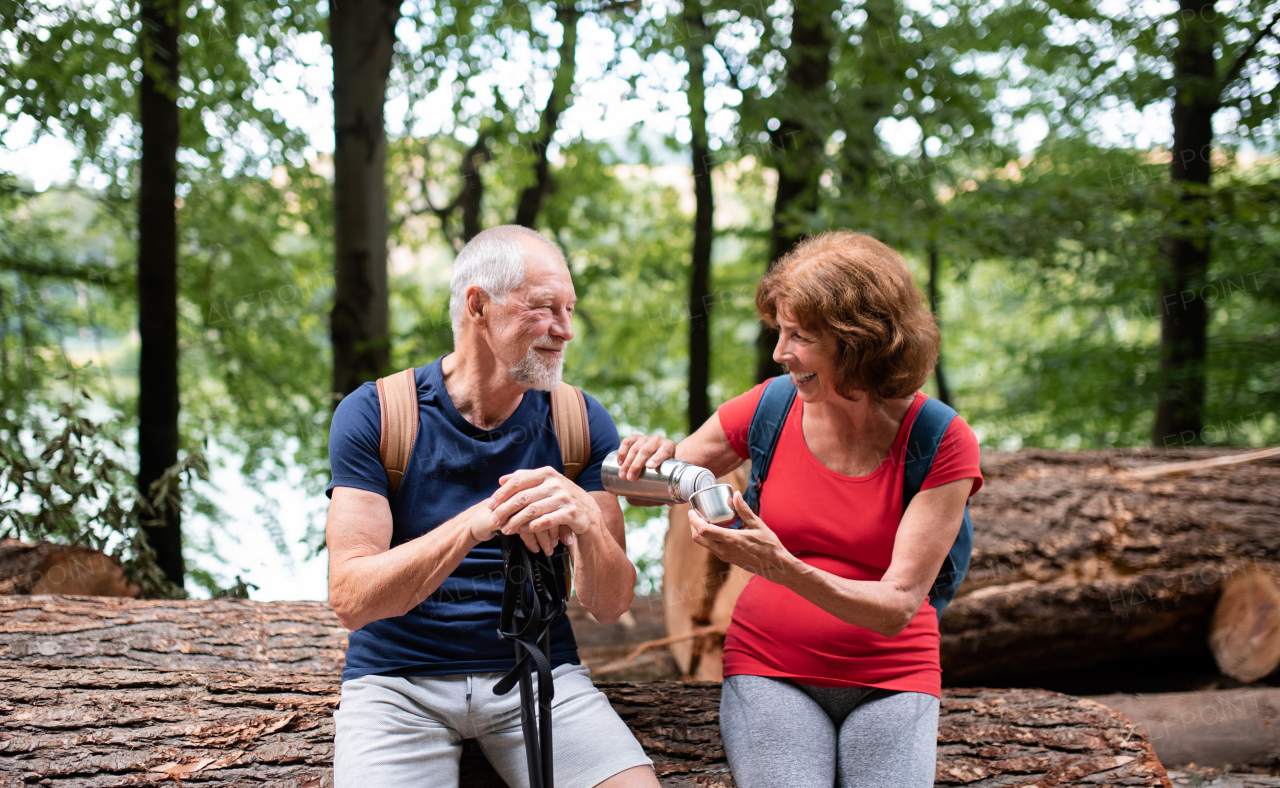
[778,558,921,638]
[675,412,744,478]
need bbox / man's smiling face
[488,244,577,392]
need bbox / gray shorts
[334,663,653,788]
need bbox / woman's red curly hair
[756,231,939,401]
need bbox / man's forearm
[330,510,482,631]
[568,516,635,624]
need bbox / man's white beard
[509,337,564,392]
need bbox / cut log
[1089,687,1280,769]
[0,593,680,683]
[0,596,347,673]
[933,688,1171,787]
[0,540,138,598]
[658,448,1280,685]
[942,447,1280,685]
[0,662,1171,787]
[0,664,338,788]
[661,467,749,680]
[1209,568,1280,683]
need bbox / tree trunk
[0,661,1171,787]
[137,0,183,587]
[459,135,489,244]
[686,10,713,435]
[513,6,577,229]
[756,1,834,383]
[928,240,953,406]
[1153,0,1217,446]
[661,448,1280,687]
[425,134,489,250]
[330,0,399,400]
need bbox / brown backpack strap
[550,382,590,482]
[376,367,420,499]
[550,382,590,592]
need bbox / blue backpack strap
[741,375,797,523]
[902,397,974,622]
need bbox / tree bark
[0,662,1171,787]
[928,240,953,406]
[659,448,1280,687]
[136,0,183,586]
[459,135,489,244]
[943,447,1280,684]
[756,1,834,383]
[330,0,399,400]
[513,6,578,229]
[686,10,714,435]
[1152,0,1217,446]
[0,594,675,679]
[0,596,347,673]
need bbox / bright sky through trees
[0,0,1192,192]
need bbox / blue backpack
[740,375,974,621]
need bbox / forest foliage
[1,0,1277,594]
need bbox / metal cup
[690,484,738,527]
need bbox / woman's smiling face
[772,301,842,403]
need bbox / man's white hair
[448,225,564,339]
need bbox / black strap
[495,535,565,788]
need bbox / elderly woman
[616,231,982,788]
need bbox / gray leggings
[720,675,939,788]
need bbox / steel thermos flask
[600,456,716,504]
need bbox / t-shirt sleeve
[921,414,984,498]
[326,382,390,500]
[716,382,769,459]
[576,392,621,493]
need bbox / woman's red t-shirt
[716,383,983,698]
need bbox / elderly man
[325,225,658,788]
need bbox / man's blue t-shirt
[326,355,621,683]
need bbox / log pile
[0,663,1171,787]
[0,596,1174,787]
[945,447,1280,684]
[658,447,1280,685]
